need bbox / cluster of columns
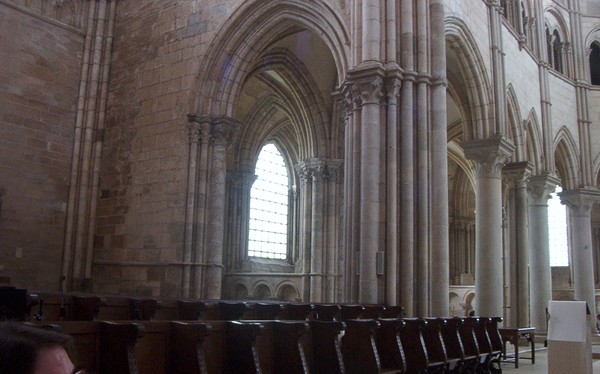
[184,115,239,299]
[63,0,117,292]
[341,0,449,316]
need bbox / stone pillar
[503,161,533,327]
[527,174,559,333]
[386,77,401,306]
[325,161,343,303]
[187,115,239,299]
[203,119,239,299]
[353,76,384,304]
[559,189,600,323]
[224,171,256,270]
[296,159,326,302]
[430,0,450,317]
[463,136,515,317]
[182,122,201,298]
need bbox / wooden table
[498,327,535,368]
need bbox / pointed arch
[553,126,581,189]
[445,16,495,140]
[525,109,543,175]
[190,0,350,117]
[506,84,526,161]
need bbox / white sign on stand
[547,300,592,374]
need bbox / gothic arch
[553,126,581,189]
[525,109,544,175]
[275,282,300,301]
[506,85,526,161]
[190,0,350,117]
[230,48,332,162]
[445,16,495,140]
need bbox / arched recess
[190,0,350,118]
[544,7,572,76]
[584,27,600,85]
[553,127,581,190]
[448,141,476,286]
[200,1,349,302]
[506,85,527,161]
[276,282,300,302]
[525,109,544,175]
[445,16,495,140]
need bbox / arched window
[590,42,600,85]
[546,25,564,73]
[548,186,569,266]
[248,143,290,260]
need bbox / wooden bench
[309,320,346,374]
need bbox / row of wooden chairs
[4,287,408,322]
[29,315,503,374]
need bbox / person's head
[0,322,76,374]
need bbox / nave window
[248,143,290,260]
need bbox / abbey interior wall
[0,1,84,290]
[0,0,599,306]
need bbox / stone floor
[499,343,600,373]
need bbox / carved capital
[352,77,384,106]
[558,188,600,216]
[187,114,241,146]
[462,135,515,178]
[503,161,533,188]
[527,173,561,205]
[295,159,344,184]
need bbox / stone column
[503,161,533,327]
[463,136,515,317]
[182,122,201,298]
[297,159,326,302]
[353,76,384,304]
[202,119,239,299]
[325,161,343,302]
[430,0,450,317]
[527,174,559,333]
[186,115,239,299]
[559,189,600,322]
[224,171,256,270]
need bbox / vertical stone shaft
[559,189,600,330]
[527,175,558,333]
[464,136,514,318]
[429,0,450,317]
[503,162,532,327]
[357,78,383,304]
[416,0,431,317]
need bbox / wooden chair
[254,302,284,320]
[99,321,144,373]
[272,321,310,374]
[309,320,346,374]
[283,303,314,320]
[128,298,157,320]
[314,304,341,321]
[226,321,264,374]
[340,304,365,320]
[422,318,451,373]
[342,319,402,374]
[71,295,101,321]
[362,305,385,319]
[177,300,205,320]
[400,318,429,373]
[381,305,405,318]
[441,317,478,373]
[218,301,249,320]
[170,321,212,374]
[376,318,407,372]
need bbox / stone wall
[93,1,238,297]
[0,1,86,290]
